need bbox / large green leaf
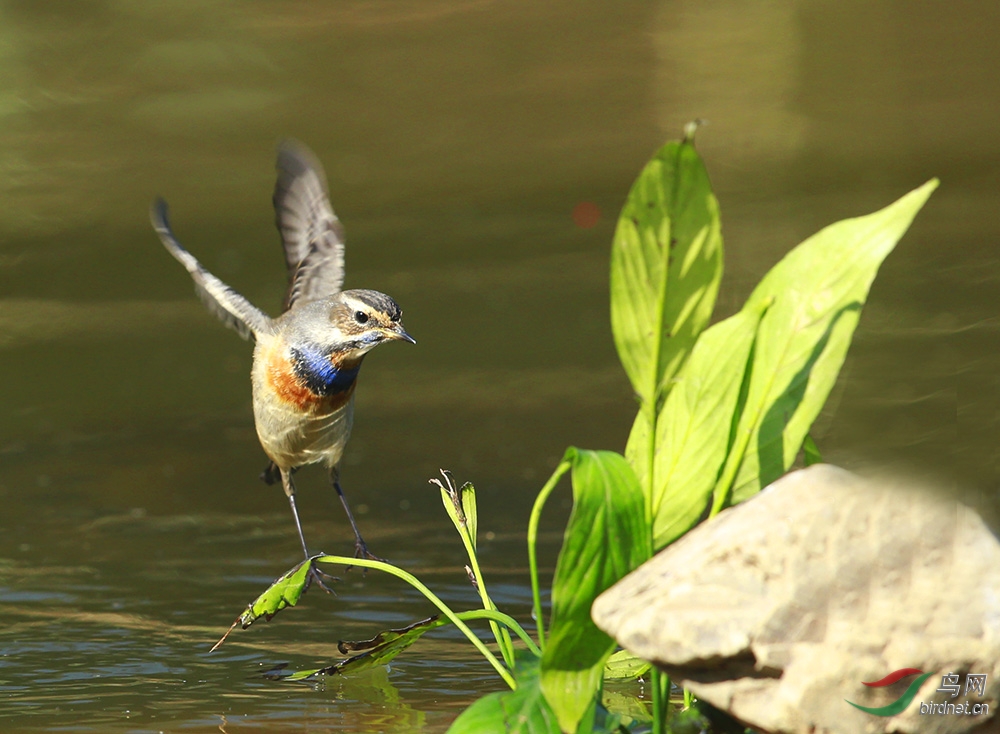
[449,655,562,734]
[610,137,723,411]
[713,179,938,510]
[540,449,650,734]
[648,302,768,549]
[449,655,622,734]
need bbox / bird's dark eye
[354,310,369,325]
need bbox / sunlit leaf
[272,616,445,681]
[461,482,478,549]
[435,470,478,548]
[540,449,650,733]
[449,654,623,734]
[610,136,723,411]
[647,302,768,549]
[449,655,562,734]
[211,556,321,651]
[603,649,651,680]
[714,180,938,509]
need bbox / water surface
[2,2,999,731]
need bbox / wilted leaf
[714,180,938,509]
[337,615,441,654]
[275,616,444,681]
[610,136,723,411]
[540,449,650,733]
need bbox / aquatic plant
[212,127,937,733]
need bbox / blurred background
[1,2,998,731]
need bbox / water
[2,2,999,731]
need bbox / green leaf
[462,482,478,549]
[713,180,938,510]
[647,302,768,549]
[436,470,478,550]
[610,137,723,411]
[449,655,563,734]
[279,616,446,681]
[211,556,320,651]
[540,449,650,734]
[603,649,651,680]
[450,655,623,734]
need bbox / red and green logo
[846,668,932,716]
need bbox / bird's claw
[354,540,386,563]
[344,540,386,572]
[306,562,339,594]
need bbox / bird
[150,140,414,575]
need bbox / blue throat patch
[290,346,361,397]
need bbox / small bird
[151,140,414,571]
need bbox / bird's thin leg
[280,468,311,559]
[331,467,385,562]
[280,467,337,593]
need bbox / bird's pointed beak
[384,325,416,344]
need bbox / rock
[591,465,1000,734]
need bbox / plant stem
[316,555,516,690]
[456,609,541,657]
[651,668,671,734]
[526,459,572,650]
[455,512,516,666]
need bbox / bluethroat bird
[151,140,415,570]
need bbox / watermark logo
[847,668,931,716]
[846,669,989,717]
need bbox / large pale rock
[592,465,1000,734]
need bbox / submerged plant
[211,128,937,734]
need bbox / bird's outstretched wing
[273,140,346,311]
[151,198,272,340]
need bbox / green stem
[651,668,670,734]
[456,518,515,666]
[527,459,572,650]
[456,609,541,657]
[316,555,516,690]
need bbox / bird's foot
[354,539,386,563]
[305,560,339,594]
[343,540,386,572]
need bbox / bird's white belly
[254,392,355,469]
